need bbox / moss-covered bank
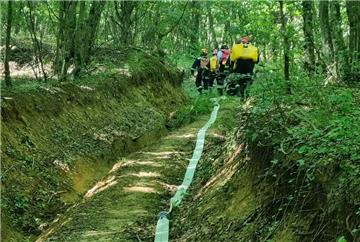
[1,50,186,241]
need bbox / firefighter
[229,36,260,98]
[216,45,231,95]
[191,48,210,94]
[208,48,219,92]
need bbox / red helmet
[242,36,250,44]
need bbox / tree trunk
[207,4,218,49]
[346,0,360,83]
[54,1,77,80]
[114,1,137,46]
[224,20,231,47]
[73,1,87,76]
[190,0,200,55]
[103,4,109,42]
[25,1,47,81]
[133,5,140,45]
[4,0,13,87]
[302,0,315,73]
[279,1,291,94]
[319,1,334,63]
[54,1,64,77]
[73,1,105,76]
[329,1,349,81]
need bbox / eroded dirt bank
[38,115,217,242]
[1,50,185,241]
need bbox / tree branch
[159,1,189,38]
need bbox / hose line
[154,97,221,242]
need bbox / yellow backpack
[231,43,259,62]
[210,56,218,71]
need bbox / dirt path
[38,112,223,242]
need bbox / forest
[1,1,360,242]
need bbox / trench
[36,104,227,242]
[3,57,286,242]
[1,51,187,242]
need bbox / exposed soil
[37,113,225,242]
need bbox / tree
[23,1,48,81]
[346,0,360,83]
[54,1,105,79]
[155,1,189,54]
[54,1,77,80]
[74,1,106,76]
[319,1,334,64]
[279,0,291,94]
[329,1,349,81]
[302,0,315,72]
[190,1,200,55]
[207,3,218,49]
[4,0,13,87]
[113,1,137,46]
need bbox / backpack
[231,43,258,62]
[210,56,218,71]
[221,50,231,65]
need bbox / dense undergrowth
[243,69,360,241]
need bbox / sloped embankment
[170,117,281,241]
[171,85,360,241]
[1,50,185,241]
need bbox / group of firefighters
[191,35,260,99]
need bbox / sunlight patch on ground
[139,151,185,159]
[109,160,161,173]
[208,132,226,139]
[39,86,65,94]
[53,159,70,172]
[227,144,244,164]
[115,64,131,77]
[36,218,72,242]
[124,171,161,178]
[93,132,113,144]
[156,181,177,193]
[124,186,157,193]
[135,161,162,167]
[0,61,52,79]
[242,98,255,109]
[165,133,196,139]
[78,85,95,91]
[81,230,119,237]
[84,176,117,199]
[195,144,243,199]
[195,163,240,199]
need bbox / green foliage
[337,236,347,242]
[167,95,212,130]
[244,66,360,240]
[213,97,240,133]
